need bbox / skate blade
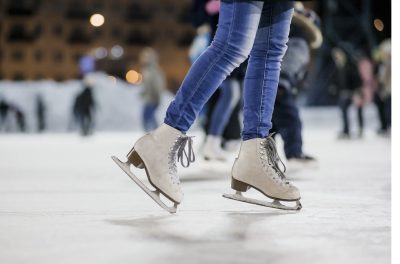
[111,156,178,214]
[222,191,302,211]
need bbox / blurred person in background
[270,3,322,171]
[332,46,366,139]
[35,95,46,133]
[373,39,391,135]
[73,77,96,136]
[140,47,166,132]
[14,106,26,133]
[71,54,97,136]
[0,97,11,132]
[0,97,26,133]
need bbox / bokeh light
[111,45,124,59]
[90,14,105,27]
[94,47,107,59]
[125,70,140,84]
[373,18,384,31]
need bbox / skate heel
[231,178,250,192]
[127,148,145,169]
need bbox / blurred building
[0,0,195,88]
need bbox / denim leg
[164,0,263,133]
[208,78,241,136]
[242,2,293,140]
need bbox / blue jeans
[165,0,293,140]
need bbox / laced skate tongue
[264,135,287,180]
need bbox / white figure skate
[223,135,302,211]
[112,124,195,213]
[203,135,228,161]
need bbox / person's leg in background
[203,77,241,161]
[142,104,148,131]
[272,87,317,171]
[384,95,391,129]
[339,95,352,138]
[142,103,157,132]
[83,115,89,136]
[150,104,159,131]
[221,61,248,152]
[374,91,388,133]
[272,87,303,158]
[357,105,364,138]
[222,95,243,151]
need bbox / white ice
[0,108,391,264]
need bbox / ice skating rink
[0,108,390,264]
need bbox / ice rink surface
[0,108,391,264]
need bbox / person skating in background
[332,46,366,139]
[14,106,26,132]
[35,95,46,133]
[71,54,97,136]
[373,83,389,134]
[373,39,391,135]
[203,72,242,160]
[0,97,10,132]
[112,0,301,212]
[140,48,166,132]
[73,77,96,136]
[357,54,376,136]
[270,3,322,171]
[0,97,26,133]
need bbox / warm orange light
[126,70,140,84]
